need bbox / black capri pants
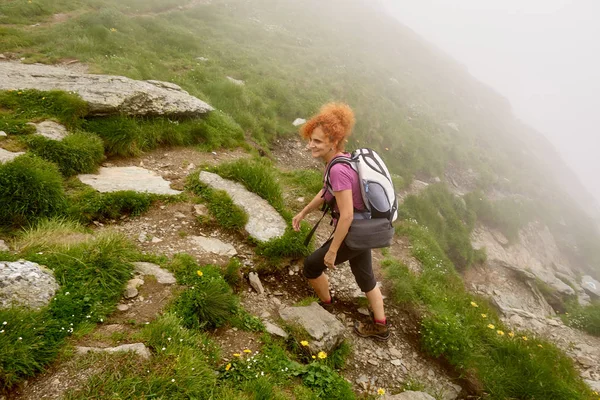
[303,239,376,293]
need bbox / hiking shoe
[318,296,335,312]
[354,320,390,341]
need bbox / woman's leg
[365,285,385,321]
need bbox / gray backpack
[305,148,397,249]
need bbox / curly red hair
[301,103,355,150]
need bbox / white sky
[383,0,600,205]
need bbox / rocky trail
[5,141,463,400]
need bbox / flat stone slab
[188,236,237,257]
[76,343,151,359]
[27,120,68,141]
[384,391,436,400]
[132,262,176,284]
[78,166,182,195]
[199,171,286,242]
[0,260,59,310]
[0,62,213,117]
[279,302,345,353]
[0,148,25,163]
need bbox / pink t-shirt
[323,154,365,212]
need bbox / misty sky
[383,0,600,205]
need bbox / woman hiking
[292,102,389,341]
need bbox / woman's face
[308,126,335,159]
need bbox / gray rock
[132,262,176,284]
[188,236,237,257]
[27,120,68,141]
[0,131,7,137]
[383,391,435,400]
[0,260,59,310]
[123,286,138,299]
[116,304,130,311]
[264,321,288,338]
[0,62,213,117]
[0,240,9,252]
[248,272,264,295]
[391,359,403,366]
[581,275,600,297]
[0,148,25,163]
[226,76,245,85]
[292,118,306,126]
[279,302,345,353]
[76,343,151,359]
[198,171,286,242]
[193,204,208,216]
[78,167,182,195]
[584,379,600,392]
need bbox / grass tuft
[0,154,67,227]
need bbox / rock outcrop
[0,61,213,117]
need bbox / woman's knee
[303,254,325,279]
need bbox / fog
[382,0,600,207]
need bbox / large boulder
[0,62,213,117]
[0,260,59,309]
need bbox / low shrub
[0,154,67,227]
[23,132,104,176]
[169,254,239,330]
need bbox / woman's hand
[292,211,305,232]
[324,249,337,269]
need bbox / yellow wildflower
[110,28,117,32]
[197,270,203,277]
[508,332,515,338]
[385,147,389,151]
[487,324,495,330]
[481,314,487,318]
[312,355,316,359]
[243,349,252,353]
[497,330,504,336]
[377,388,386,395]
[225,363,231,371]
[300,340,309,347]
[470,301,478,308]
[233,353,241,357]
[522,336,528,341]
[537,344,543,348]
[317,351,327,359]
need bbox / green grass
[67,185,158,223]
[64,312,220,400]
[464,191,535,243]
[0,228,135,390]
[0,154,67,227]
[186,171,248,232]
[23,132,104,177]
[212,157,285,213]
[0,90,88,130]
[564,301,600,337]
[385,221,594,399]
[83,111,244,157]
[399,183,475,271]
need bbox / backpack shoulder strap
[324,156,353,194]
